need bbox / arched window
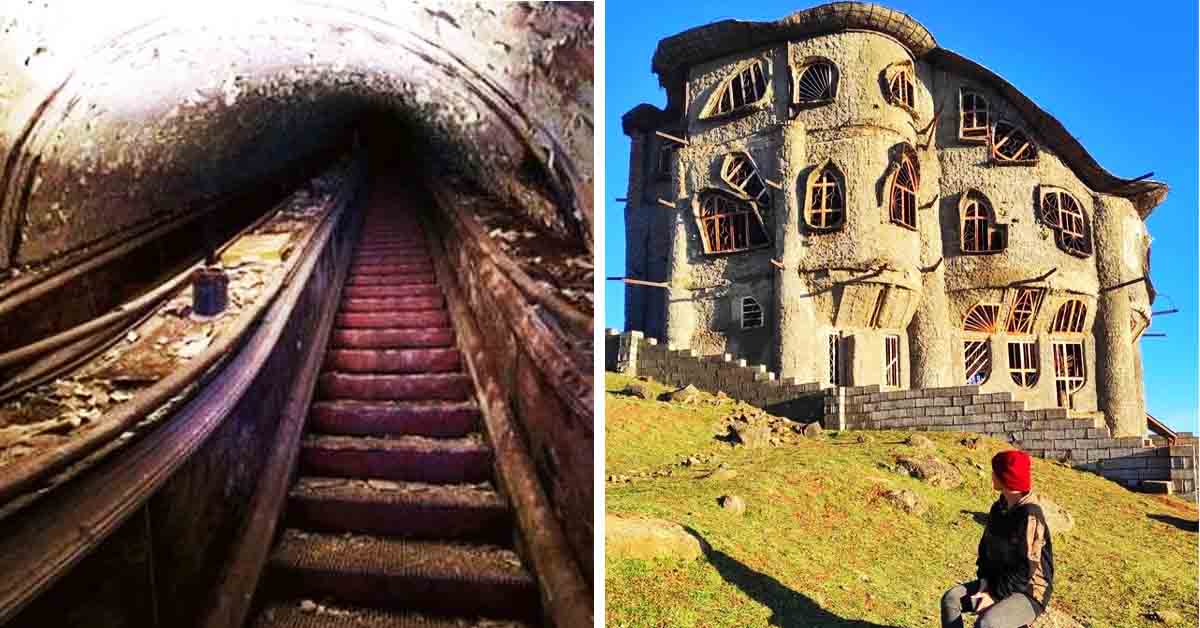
[888,152,918,229]
[696,191,770,254]
[1006,288,1045,335]
[1051,299,1087,334]
[960,193,1005,253]
[991,121,1038,164]
[1040,189,1092,257]
[739,297,764,329]
[888,66,915,109]
[703,60,768,119]
[962,303,999,385]
[804,162,845,231]
[1008,341,1039,388]
[720,153,769,205]
[795,61,836,104]
[959,89,989,142]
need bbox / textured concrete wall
[0,1,593,271]
[622,25,1153,423]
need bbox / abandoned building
[618,2,1170,444]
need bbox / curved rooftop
[644,1,1167,218]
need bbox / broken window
[888,152,918,229]
[869,289,887,329]
[963,303,1000,334]
[1005,288,1045,335]
[829,334,845,386]
[1052,341,1086,408]
[795,61,836,104]
[888,66,915,109]
[1051,299,1088,335]
[740,296,764,330]
[991,121,1038,164]
[720,152,770,206]
[959,89,989,142]
[656,143,676,180]
[696,191,770,254]
[804,162,845,231]
[960,192,1005,254]
[1008,340,1039,388]
[1040,189,1092,257]
[884,334,900,387]
[704,60,768,118]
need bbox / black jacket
[976,492,1054,610]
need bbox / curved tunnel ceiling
[0,0,593,271]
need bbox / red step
[300,434,491,484]
[346,274,438,287]
[324,348,461,373]
[286,477,510,541]
[318,372,472,400]
[339,293,445,312]
[330,328,454,349]
[343,285,441,298]
[347,262,433,275]
[335,309,448,329]
[309,400,480,438]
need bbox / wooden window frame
[1039,188,1093,257]
[1051,299,1088,335]
[959,89,989,143]
[963,302,999,385]
[829,334,845,386]
[959,192,1006,254]
[739,296,764,330]
[720,152,770,205]
[887,151,919,230]
[990,120,1038,164]
[1006,288,1045,335]
[794,59,837,106]
[696,190,770,255]
[886,64,916,111]
[1052,341,1086,408]
[655,143,676,181]
[884,334,901,387]
[701,59,769,120]
[1008,340,1039,388]
[803,160,846,232]
[964,303,1001,334]
[1131,310,1150,343]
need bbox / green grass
[605,373,1199,628]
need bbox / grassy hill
[605,373,1199,628]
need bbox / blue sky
[603,1,1198,433]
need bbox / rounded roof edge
[651,2,936,77]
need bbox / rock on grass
[895,455,964,489]
[605,513,701,560]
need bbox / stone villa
[619,2,1167,440]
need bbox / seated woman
[941,450,1054,628]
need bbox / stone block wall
[606,329,1197,500]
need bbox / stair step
[331,328,454,350]
[324,349,461,374]
[309,400,480,438]
[287,477,509,540]
[252,600,534,628]
[301,434,491,484]
[340,293,445,312]
[340,286,444,302]
[355,245,428,254]
[346,274,438,287]
[335,310,449,329]
[348,262,434,276]
[318,373,472,401]
[266,530,538,620]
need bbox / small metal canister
[192,267,229,316]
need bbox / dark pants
[941,580,1039,628]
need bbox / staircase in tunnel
[252,176,539,627]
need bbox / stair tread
[291,476,505,509]
[309,400,479,437]
[303,433,489,454]
[270,529,532,585]
[252,600,534,628]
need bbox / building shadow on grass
[684,526,904,628]
[1147,513,1198,532]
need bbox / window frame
[887,151,919,230]
[655,143,676,181]
[959,191,1006,254]
[695,190,771,255]
[794,59,837,106]
[959,89,990,143]
[803,160,846,232]
[884,334,901,387]
[1006,288,1045,335]
[1052,341,1086,408]
[990,120,1038,165]
[829,334,845,386]
[962,302,1000,385]
[1008,339,1039,388]
[886,64,916,111]
[1039,188,1093,257]
[701,59,769,120]
[739,296,765,330]
[1050,299,1088,335]
[1130,310,1150,343]
[720,152,770,205]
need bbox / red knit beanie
[992,450,1032,492]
